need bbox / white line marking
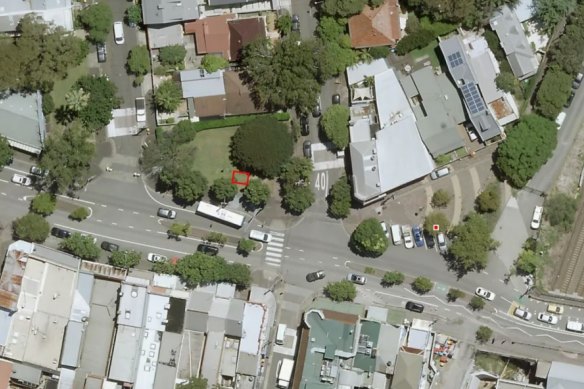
[271,231,285,237]
[332,256,338,260]
[128,226,134,229]
[269,242,284,248]
[266,262,280,267]
[101,204,107,208]
[55,194,95,205]
[334,264,340,267]
[96,219,103,223]
[299,258,305,261]
[146,229,152,232]
[266,253,282,259]
[112,222,118,226]
[267,247,283,253]
[298,249,304,252]
[118,208,124,212]
[0,192,5,195]
[133,211,139,215]
[265,256,281,263]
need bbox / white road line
[112,222,118,226]
[267,247,283,253]
[334,264,340,267]
[266,254,282,260]
[118,208,124,212]
[101,204,107,208]
[128,226,134,229]
[133,211,139,215]
[96,219,103,223]
[298,249,304,252]
[146,229,152,232]
[271,237,285,243]
[265,258,281,264]
[271,231,285,237]
[299,258,305,261]
[150,215,155,218]
[0,192,5,195]
[266,262,280,267]
[55,194,96,205]
[269,242,284,248]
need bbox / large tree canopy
[230,116,293,178]
[533,0,576,33]
[75,75,122,129]
[535,68,572,119]
[350,218,389,257]
[78,3,113,43]
[321,105,350,149]
[495,114,557,188]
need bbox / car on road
[147,253,168,262]
[11,174,32,186]
[423,230,435,249]
[555,111,566,129]
[537,312,559,324]
[306,270,325,282]
[547,304,564,314]
[430,166,450,180]
[405,301,424,313]
[513,307,532,321]
[135,97,146,123]
[380,221,389,239]
[51,227,71,239]
[96,43,106,63]
[531,205,543,230]
[157,208,177,219]
[347,273,367,285]
[292,14,300,31]
[249,229,272,243]
[303,140,312,158]
[412,225,424,247]
[113,21,125,44]
[475,287,495,301]
[332,94,340,104]
[401,225,414,249]
[565,91,575,108]
[573,72,583,89]
[437,232,447,253]
[30,166,48,177]
[300,115,309,136]
[101,241,120,252]
[312,97,321,117]
[197,244,219,256]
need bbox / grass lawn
[50,58,89,108]
[410,41,441,68]
[192,127,237,183]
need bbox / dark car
[312,98,321,117]
[101,241,120,252]
[96,43,106,63]
[300,115,309,136]
[565,91,575,108]
[332,93,341,104]
[303,140,312,158]
[412,225,424,248]
[423,230,435,249]
[306,270,325,282]
[405,301,424,313]
[30,166,48,177]
[197,243,219,256]
[51,227,71,239]
[291,14,300,31]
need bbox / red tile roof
[228,18,266,61]
[348,0,401,49]
[184,15,233,59]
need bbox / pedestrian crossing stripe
[271,231,285,237]
[265,257,281,264]
[267,247,283,253]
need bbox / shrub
[411,276,433,294]
[396,29,435,55]
[30,193,56,216]
[381,271,405,287]
[206,232,227,245]
[69,206,90,221]
[447,288,465,302]
[475,326,492,343]
[237,239,256,256]
[545,192,577,231]
[324,280,357,302]
[431,189,452,208]
[469,296,486,311]
[475,183,501,213]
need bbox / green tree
[78,3,113,43]
[515,249,541,275]
[171,120,198,143]
[368,46,390,59]
[324,280,357,302]
[321,105,350,149]
[411,276,433,294]
[0,136,13,169]
[328,176,352,219]
[350,218,389,257]
[159,45,187,68]
[200,54,229,73]
[75,75,122,129]
[40,123,95,193]
[431,189,452,208]
[533,0,576,33]
[65,88,89,113]
[58,233,100,260]
[315,17,357,81]
[127,45,150,76]
[237,238,256,256]
[110,250,142,268]
[280,157,313,186]
[447,288,465,302]
[475,326,493,344]
[69,207,90,221]
[178,377,208,389]
[535,69,573,119]
[152,260,176,275]
[206,232,227,245]
[545,192,577,231]
[321,0,367,17]
[396,29,435,56]
[175,253,227,287]
[469,296,486,311]
[30,193,56,216]
[169,222,190,238]
[222,262,251,288]
[242,179,271,208]
[381,271,405,287]
[448,213,499,275]
[161,167,208,204]
[495,114,557,188]
[475,183,501,213]
[276,14,292,35]
[495,72,519,94]
[549,5,584,75]
[42,94,55,116]
[154,79,183,114]
[209,178,239,203]
[282,186,315,214]
[12,213,50,243]
[423,211,450,233]
[126,4,143,26]
[230,116,293,178]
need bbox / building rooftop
[185,14,232,59]
[117,283,147,328]
[348,0,401,49]
[0,91,46,154]
[240,303,264,355]
[61,321,85,368]
[228,17,266,61]
[547,361,584,389]
[108,325,143,383]
[391,351,424,389]
[513,0,534,22]
[154,331,182,389]
[180,69,226,99]
[200,330,225,387]
[69,272,93,322]
[177,330,205,381]
[346,58,390,86]
[0,359,11,389]
[146,24,184,49]
[142,0,199,26]
[0,0,73,32]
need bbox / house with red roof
[348,0,402,49]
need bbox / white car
[347,273,366,285]
[513,307,532,321]
[401,225,414,249]
[531,206,543,230]
[147,253,167,263]
[380,221,389,239]
[437,232,447,253]
[475,287,495,301]
[249,229,272,243]
[537,312,559,324]
[11,174,32,186]
[135,97,146,123]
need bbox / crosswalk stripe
[265,257,281,263]
[266,262,281,267]
[271,237,285,243]
[267,246,283,253]
[269,242,284,248]
[271,231,286,237]
[266,253,282,261]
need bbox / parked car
[332,94,341,104]
[347,273,367,285]
[30,166,48,177]
[430,167,450,180]
[537,312,559,324]
[197,244,219,256]
[401,225,414,249]
[303,140,312,158]
[475,287,496,301]
[147,253,168,262]
[157,208,177,219]
[51,227,71,239]
[249,229,272,243]
[312,97,321,117]
[380,221,389,239]
[547,304,564,314]
[405,301,424,313]
[135,97,146,123]
[573,72,583,89]
[513,307,532,321]
[423,230,435,249]
[101,241,120,252]
[291,14,300,31]
[300,115,309,136]
[531,206,543,230]
[96,43,107,63]
[565,91,575,108]
[306,270,325,282]
[11,174,32,186]
[412,225,424,247]
[113,21,125,44]
[437,232,447,253]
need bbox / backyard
[410,41,441,68]
[191,127,237,183]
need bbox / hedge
[192,112,290,131]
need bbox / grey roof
[513,0,534,22]
[237,352,259,376]
[69,272,94,322]
[200,331,225,387]
[117,283,147,328]
[147,24,184,49]
[439,36,501,142]
[0,91,46,154]
[60,321,85,368]
[375,324,404,373]
[154,332,182,389]
[404,67,465,157]
[11,361,42,385]
[346,58,390,86]
[209,0,257,5]
[142,0,200,26]
[0,0,73,32]
[108,325,143,383]
[180,69,226,99]
[184,311,208,332]
[391,351,424,389]
[490,5,538,80]
[188,289,214,312]
[547,361,584,389]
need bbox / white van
[430,166,450,180]
[566,321,584,333]
[555,112,566,129]
[390,224,402,245]
[113,21,125,44]
[249,229,272,243]
[276,324,287,345]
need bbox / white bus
[277,359,294,388]
[196,201,245,228]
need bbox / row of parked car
[383,221,447,252]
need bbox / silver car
[157,208,176,219]
[347,273,367,285]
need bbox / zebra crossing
[264,231,285,267]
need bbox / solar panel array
[461,83,485,114]
[447,52,463,68]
